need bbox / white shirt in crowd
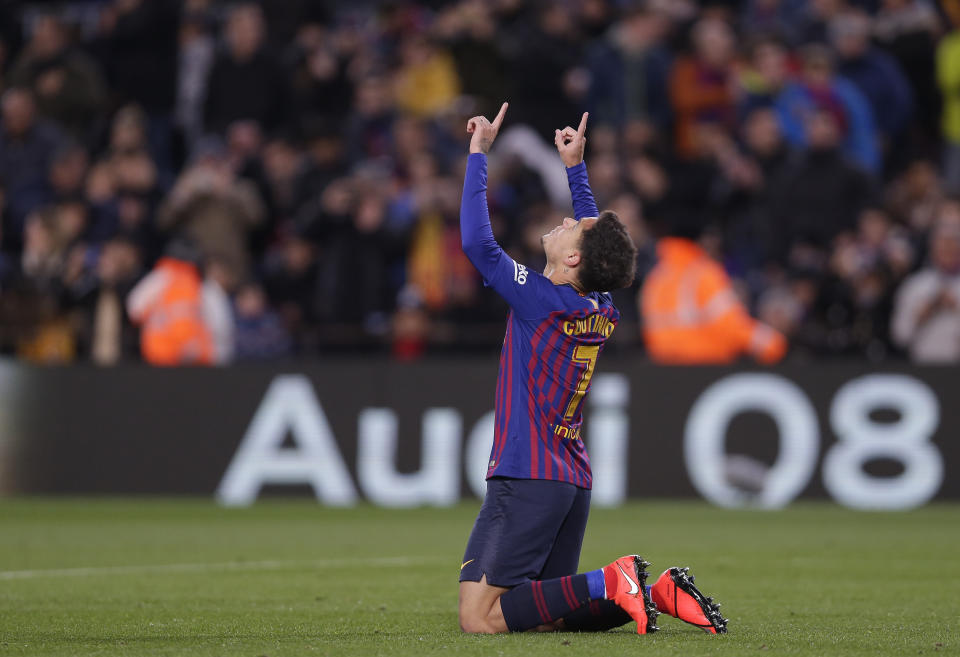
[891,269,960,363]
[202,278,234,365]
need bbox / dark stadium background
[0,0,958,509]
[2,5,959,656]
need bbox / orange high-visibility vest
[640,238,786,364]
[135,258,214,366]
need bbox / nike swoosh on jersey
[461,559,475,571]
[617,562,639,595]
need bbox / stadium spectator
[92,0,179,110]
[738,35,795,117]
[891,201,960,362]
[584,4,672,131]
[775,44,880,174]
[223,120,274,255]
[938,10,960,193]
[435,0,507,113]
[203,3,288,135]
[506,3,586,139]
[831,9,914,164]
[344,75,398,165]
[262,234,319,350]
[287,24,354,127]
[406,183,479,313]
[258,135,305,237]
[48,141,88,204]
[394,35,461,118]
[885,158,944,232]
[20,206,66,291]
[390,291,431,361]
[80,105,162,254]
[232,280,292,360]
[765,106,875,258]
[298,178,409,327]
[174,7,216,156]
[101,104,160,199]
[67,236,143,365]
[157,138,264,283]
[710,107,794,272]
[11,207,75,363]
[0,87,62,245]
[294,121,348,213]
[801,207,913,359]
[873,0,942,150]
[91,0,180,172]
[669,17,739,159]
[742,106,793,179]
[8,14,107,144]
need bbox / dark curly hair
[577,210,637,292]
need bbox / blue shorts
[459,477,591,588]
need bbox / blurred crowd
[2,0,960,364]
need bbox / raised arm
[461,103,509,277]
[460,103,556,319]
[555,112,599,221]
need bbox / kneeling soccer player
[457,103,728,636]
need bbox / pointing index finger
[576,112,589,139]
[491,102,509,130]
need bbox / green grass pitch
[0,499,957,656]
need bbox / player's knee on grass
[458,613,496,634]
[458,602,506,634]
[459,579,509,634]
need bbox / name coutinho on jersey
[561,313,614,338]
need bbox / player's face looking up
[540,211,639,294]
[541,216,597,273]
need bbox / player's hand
[554,112,589,168]
[467,102,508,155]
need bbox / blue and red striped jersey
[460,153,619,489]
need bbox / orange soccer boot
[651,566,728,634]
[602,555,660,634]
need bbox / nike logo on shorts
[461,559,475,571]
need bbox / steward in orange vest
[640,237,786,364]
[127,256,215,365]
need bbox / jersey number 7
[563,345,600,423]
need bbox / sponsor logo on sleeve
[514,262,528,285]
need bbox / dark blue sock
[560,581,651,632]
[561,599,631,631]
[499,574,592,632]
